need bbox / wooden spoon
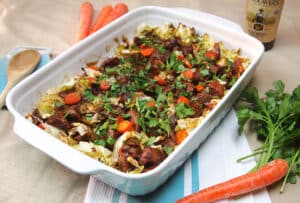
[0,49,41,107]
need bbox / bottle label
[245,0,284,43]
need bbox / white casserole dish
[6,6,264,195]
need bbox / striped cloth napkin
[84,109,272,203]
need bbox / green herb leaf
[236,80,300,192]
[146,136,156,146]
[94,121,109,136]
[176,103,195,119]
[200,68,209,77]
[149,118,159,127]
[94,139,106,147]
[107,137,116,145]
[85,113,93,121]
[159,119,171,135]
[84,89,96,102]
[163,146,174,155]
[55,101,63,107]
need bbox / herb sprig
[237,80,300,192]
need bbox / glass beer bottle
[245,0,284,51]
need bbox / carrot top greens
[237,80,300,192]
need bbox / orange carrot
[95,3,128,31]
[176,159,289,203]
[87,77,96,83]
[89,5,113,34]
[116,115,123,125]
[182,70,194,80]
[65,92,81,105]
[146,101,156,107]
[154,75,166,85]
[100,80,110,90]
[117,120,133,133]
[177,96,190,105]
[140,45,154,57]
[236,65,244,77]
[177,54,184,60]
[88,64,98,71]
[175,129,189,144]
[184,58,193,69]
[205,50,218,61]
[114,2,129,14]
[38,123,45,130]
[77,2,94,41]
[196,84,204,92]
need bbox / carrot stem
[280,149,300,193]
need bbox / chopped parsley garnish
[107,137,116,145]
[163,146,174,155]
[173,77,186,89]
[110,83,121,97]
[29,23,249,174]
[55,101,63,107]
[176,103,195,119]
[84,89,96,102]
[85,113,93,121]
[155,44,167,54]
[94,121,109,136]
[200,68,209,77]
[159,119,171,135]
[94,139,106,147]
[146,136,156,146]
[167,52,185,73]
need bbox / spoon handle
[0,81,14,108]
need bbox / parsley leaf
[107,137,116,145]
[163,146,174,155]
[146,136,156,146]
[237,80,300,192]
[84,89,96,102]
[176,103,195,119]
[94,121,109,136]
[94,139,106,147]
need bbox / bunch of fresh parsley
[236,80,300,192]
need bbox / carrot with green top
[77,2,94,41]
[89,5,113,34]
[176,159,289,203]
